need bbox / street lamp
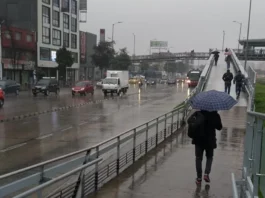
[0,20,5,80]
[233,21,242,52]
[133,33,136,56]
[111,21,123,43]
[244,0,252,71]
[222,31,225,52]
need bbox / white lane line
[0,143,27,153]
[36,133,53,140]
[61,126,73,132]
[79,121,88,126]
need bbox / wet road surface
[0,83,189,174]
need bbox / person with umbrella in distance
[187,90,237,185]
[211,50,220,66]
[222,69,233,94]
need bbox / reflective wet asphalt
[0,83,189,174]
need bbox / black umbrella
[211,50,220,55]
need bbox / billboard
[150,41,168,48]
[80,31,87,63]
[79,0,87,22]
[100,29,105,42]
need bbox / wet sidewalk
[88,54,247,198]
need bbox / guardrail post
[133,128,136,162]
[253,118,263,196]
[171,112,174,135]
[164,114,167,139]
[156,118,159,146]
[116,136,120,175]
[177,111,180,129]
[145,123,148,153]
[94,146,99,191]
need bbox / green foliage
[254,82,265,113]
[36,68,45,80]
[56,47,74,69]
[111,48,131,70]
[164,61,191,74]
[140,62,150,72]
[91,41,115,71]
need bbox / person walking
[214,53,219,66]
[233,70,245,99]
[225,54,232,69]
[225,48,228,52]
[188,110,223,185]
[222,69,233,94]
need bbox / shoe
[204,174,210,183]
[196,178,202,185]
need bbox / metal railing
[0,55,214,197]
[230,49,264,198]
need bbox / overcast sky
[80,0,265,55]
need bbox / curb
[0,92,139,123]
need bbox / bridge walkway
[87,54,248,198]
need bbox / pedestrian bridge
[131,52,210,63]
[0,50,263,198]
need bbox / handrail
[13,158,102,198]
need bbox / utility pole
[233,21,242,52]
[133,33,135,56]
[244,0,252,72]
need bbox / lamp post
[133,33,135,56]
[0,20,5,80]
[222,31,225,52]
[244,0,252,71]
[111,21,123,43]
[233,21,242,52]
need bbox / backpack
[187,111,206,139]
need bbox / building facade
[0,0,80,84]
[1,26,36,85]
[79,31,97,80]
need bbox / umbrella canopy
[224,51,232,55]
[211,51,220,54]
[190,90,237,111]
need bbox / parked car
[167,78,176,85]
[0,88,4,108]
[32,77,60,96]
[0,80,20,95]
[72,81,94,96]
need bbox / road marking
[0,143,27,152]
[79,121,88,126]
[36,133,53,140]
[61,126,73,132]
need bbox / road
[0,83,189,175]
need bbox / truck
[102,70,129,96]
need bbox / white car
[96,80,103,88]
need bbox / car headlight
[72,88,75,91]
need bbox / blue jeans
[236,83,242,96]
[227,62,230,69]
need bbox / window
[42,6,50,24]
[63,14,69,29]
[52,29,61,46]
[5,31,11,39]
[72,52,78,63]
[71,34,77,49]
[71,17,77,32]
[53,10,60,27]
[62,0,69,12]
[42,0,50,4]
[71,0,77,14]
[15,32,22,40]
[63,32,69,47]
[42,27,50,44]
[26,34,33,42]
[53,0,59,7]
[40,47,51,60]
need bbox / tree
[56,47,74,81]
[111,48,131,70]
[91,41,115,77]
[164,61,177,73]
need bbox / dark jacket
[233,73,244,85]
[222,72,233,85]
[192,111,222,149]
[214,54,219,60]
[225,55,232,63]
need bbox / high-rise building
[0,0,80,83]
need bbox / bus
[186,69,201,87]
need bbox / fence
[231,49,264,198]
[0,55,214,197]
